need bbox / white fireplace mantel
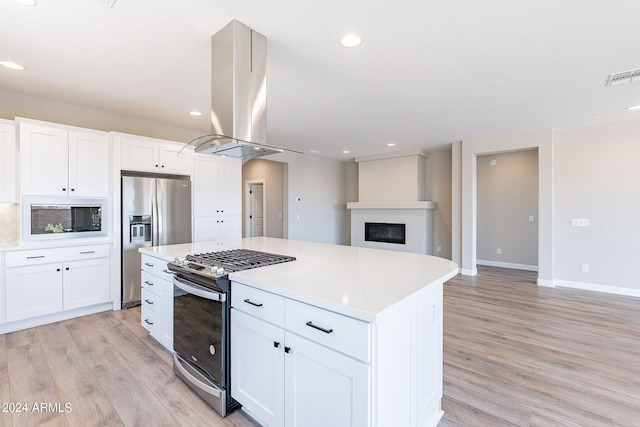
[347,201,437,210]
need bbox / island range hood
[184,20,290,160]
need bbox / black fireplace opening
[364,222,406,245]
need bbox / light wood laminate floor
[1,266,638,426]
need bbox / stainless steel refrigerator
[121,173,192,308]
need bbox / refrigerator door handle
[152,192,159,246]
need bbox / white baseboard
[476,259,538,272]
[460,268,477,276]
[553,279,640,298]
[537,278,555,287]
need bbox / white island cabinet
[138,237,458,427]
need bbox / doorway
[246,180,265,237]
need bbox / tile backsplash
[0,204,19,246]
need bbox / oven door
[173,275,228,415]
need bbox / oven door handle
[173,276,226,302]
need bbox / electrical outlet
[529,215,535,222]
[581,264,589,273]
[497,248,502,255]
[437,246,442,253]
[571,219,590,227]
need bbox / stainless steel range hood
[185,20,289,160]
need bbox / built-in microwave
[22,197,108,241]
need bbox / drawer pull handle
[144,281,154,286]
[144,319,154,325]
[306,321,333,334]
[284,346,291,354]
[244,299,263,308]
[274,341,280,348]
[144,299,153,305]
[145,262,154,267]
[80,251,95,254]
[162,269,171,274]
[27,256,45,259]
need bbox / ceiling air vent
[606,69,640,86]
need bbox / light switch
[529,216,534,222]
[571,219,590,227]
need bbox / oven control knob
[209,345,216,356]
[216,267,225,275]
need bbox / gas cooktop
[169,248,296,279]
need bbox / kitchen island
[139,237,458,427]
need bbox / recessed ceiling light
[342,150,351,154]
[0,61,25,71]
[189,111,202,116]
[11,0,37,5]
[386,142,396,147]
[626,105,640,111]
[340,34,362,48]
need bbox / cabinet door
[120,137,158,173]
[192,216,221,242]
[231,309,285,427]
[159,143,192,175]
[68,131,110,197]
[284,332,370,427]
[0,122,16,203]
[20,124,69,196]
[6,264,64,322]
[62,257,110,310]
[193,155,222,215]
[219,215,242,240]
[220,158,242,215]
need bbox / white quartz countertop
[140,237,458,322]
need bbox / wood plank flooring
[440,266,640,427]
[1,266,639,426]
[0,306,258,427]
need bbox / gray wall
[242,159,285,238]
[476,150,538,269]
[426,150,453,260]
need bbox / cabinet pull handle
[306,321,333,334]
[145,262,154,267]
[244,298,263,307]
[27,256,45,259]
[274,341,280,348]
[80,251,95,254]
[144,281,154,286]
[144,319,154,325]
[62,188,66,191]
[56,268,61,272]
[65,267,70,271]
[284,347,291,354]
[145,299,153,305]
[162,269,171,274]
[71,188,75,192]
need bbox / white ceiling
[3,0,640,160]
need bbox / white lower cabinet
[193,215,242,242]
[6,263,64,322]
[231,283,370,427]
[140,254,174,351]
[4,244,112,325]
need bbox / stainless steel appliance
[22,197,108,241]
[168,249,296,417]
[121,173,191,308]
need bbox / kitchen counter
[140,237,458,322]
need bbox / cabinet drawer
[285,299,371,363]
[6,248,62,267]
[141,270,169,292]
[141,255,172,279]
[142,287,162,315]
[60,244,110,260]
[232,283,285,327]
[141,306,161,336]
[6,244,111,267]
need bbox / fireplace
[347,201,436,254]
[365,222,406,245]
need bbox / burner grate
[186,249,295,273]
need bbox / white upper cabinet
[19,121,110,197]
[193,154,242,216]
[0,120,16,203]
[118,133,192,175]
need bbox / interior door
[249,183,264,237]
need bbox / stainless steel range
[167,249,296,417]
